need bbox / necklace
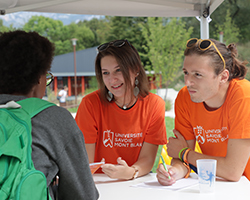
[118,98,137,110]
[115,95,138,110]
[122,103,129,110]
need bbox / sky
[0,11,102,28]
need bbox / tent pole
[200,16,209,39]
[199,0,211,39]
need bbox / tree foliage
[181,0,250,44]
[23,16,95,55]
[23,15,65,40]
[1,3,250,85]
[210,0,250,43]
[141,17,192,92]
[0,19,15,32]
[67,23,95,50]
[106,16,148,65]
[77,17,110,46]
[215,9,240,45]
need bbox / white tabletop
[93,173,250,200]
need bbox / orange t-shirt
[75,91,167,172]
[175,79,250,180]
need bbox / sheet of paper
[89,162,105,174]
[131,174,198,191]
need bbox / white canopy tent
[0,0,224,39]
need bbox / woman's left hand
[101,157,135,180]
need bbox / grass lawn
[151,117,175,172]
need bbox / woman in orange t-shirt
[76,40,167,180]
[157,38,250,185]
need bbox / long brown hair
[95,40,149,102]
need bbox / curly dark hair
[0,30,55,94]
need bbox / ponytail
[227,43,248,81]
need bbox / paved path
[156,88,178,118]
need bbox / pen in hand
[160,155,171,180]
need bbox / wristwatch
[130,166,139,180]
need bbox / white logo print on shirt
[193,126,228,144]
[194,126,205,144]
[103,130,114,148]
[102,130,143,148]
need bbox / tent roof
[4,0,224,18]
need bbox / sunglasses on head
[186,38,226,69]
[97,39,131,52]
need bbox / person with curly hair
[156,38,250,185]
[0,30,99,200]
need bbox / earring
[106,90,113,102]
[133,77,139,97]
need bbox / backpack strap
[17,98,56,118]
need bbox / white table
[93,173,250,200]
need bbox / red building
[51,46,97,96]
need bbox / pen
[160,155,171,180]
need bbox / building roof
[51,46,97,77]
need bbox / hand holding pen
[156,155,177,186]
[160,155,171,179]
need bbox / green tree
[54,40,72,55]
[23,16,71,55]
[23,16,96,55]
[77,17,110,46]
[182,0,250,44]
[23,16,65,40]
[107,16,148,65]
[210,0,250,43]
[95,17,112,45]
[215,9,240,45]
[0,19,15,32]
[182,17,200,39]
[234,0,250,42]
[66,22,95,51]
[141,17,192,99]
[75,25,96,49]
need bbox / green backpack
[0,98,55,200]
